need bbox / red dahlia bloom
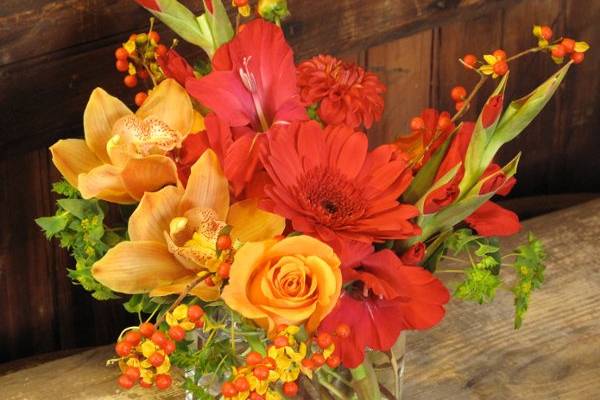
[261,120,420,260]
[319,249,449,368]
[297,55,386,129]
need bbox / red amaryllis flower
[186,19,307,132]
[297,55,385,129]
[261,120,420,260]
[395,109,455,170]
[319,249,449,368]
[157,49,196,87]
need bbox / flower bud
[258,0,290,23]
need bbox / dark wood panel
[0,0,523,157]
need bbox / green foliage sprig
[36,180,127,300]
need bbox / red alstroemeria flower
[157,49,196,87]
[395,109,455,170]
[422,122,521,236]
[186,19,307,195]
[261,120,420,261]
[319,249,449,368]
[297,55,386,129]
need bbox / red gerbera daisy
[261,120,420,260]
[297,55,386,129]
[319,249,449,368]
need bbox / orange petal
[50,139,102,187]
[180,149,229,220]
[120,155,178,201]
[92,241,189,294]
[227,198,286,242]
[303,255,342,333]
[151,276,220,301]
[267,235,340,269]
[136,79,194,135]
[129,186,182,242]
[78,164,135,204]
[84,88,133,163]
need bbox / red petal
[466,201,521,237]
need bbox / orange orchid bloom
[91,149,286,300]
[50,79,200,204]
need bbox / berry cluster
[450,85,469,112]
[113,304,205,391]
[202,231,235,288]
[114,23,168,107]
[533,25,589,64]
[464,49,510,78]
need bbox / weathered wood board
[1,199,599,399]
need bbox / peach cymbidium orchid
[91,149,286,300]
[50,79,198,204]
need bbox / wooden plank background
[0,0,598,363]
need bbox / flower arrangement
[36,1,590,399]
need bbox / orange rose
[221,236,342,335]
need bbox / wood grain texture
[2,200,599,399]
[0,0,523,156]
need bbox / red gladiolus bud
[401,242,426,265]
[481,95,504,129]
[134,0,160,11]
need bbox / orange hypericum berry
[455,101,466,112]
[217,234,232,250]
[115,59,129,72]
[437,115,452,130]
[118,374,135,389]
[195,319,205,329]
[155,374,172,390]
[168,325,186,342]
[409,116,425,131]
[115,341,132,357]
[124,74,138,88]
[450,86,467,102]
[492,60,509,76]
[134,91,148,107]
[115,47,129,61]
[276,324,289,333]
[540,26,553,41]
[139,322,155,338]
[234,0,249,6]
[124,330,142,346]
[335,323,351,338]
[463,53,478,68]
[283,381,299,397]
[561,38,576,53]
[149,31,160,43]
[156,44,169,57]
[311,353,326,367]
[492,49,507,61]
[301,358,315,369]
[233,377,250,392]
[187,305,204,321]
[253,365,270,380]
[250,392,265,400]
[218,262,231,279]
[316,332,333,349]
[263,356,277,370]
[571,52,585,64]
[124,366,141,381]
[273,335,289,348]
[326,354,341,368]
[551,44,566,58]
[137,69,150,80]
[151,331,168,348]
[139,379,153,389]
[163,340,176,355]
[221,382,238,397]
[246,351,263,366]
[149,352,165,368]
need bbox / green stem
[317,374,347,400]
[351,361,382,400]
[436,269,465,274]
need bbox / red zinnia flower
[261,120,420,260]
[297,55,386,129]
[319,249,449,368]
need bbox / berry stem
[154,272,208,327]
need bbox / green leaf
[57,199,102,220]
[512,233,546,328]
[51,180,79,198]
[403,124,460,204]
[483,63,571,166]
[200,0,234,51]
[36,215,69,238]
